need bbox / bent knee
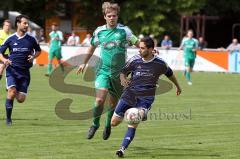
[111,120,118,127]
[111,115,122,127]
[95,98,105,105]
[8,88,17,97]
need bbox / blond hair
[102,2,120,15]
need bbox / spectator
[36,29,46,43]
[67,30,80,46]
[0,19,12,81]
[149,34,158,47]
[198,36,207,50]
[81,33,91,46]
[161,35,172,49]
[226,38,240,53]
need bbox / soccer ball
[124,108,142,124]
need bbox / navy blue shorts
[114,96,154,119]
[6,66,30,94]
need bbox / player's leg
[184,58,192,84]
[103,77,123,139]
[87,73,110,139]
[0,63,6,80]
[112,99,134,157]
[15,78,29,103]
[189,58,195,73]
[111,114,122,127]
[116,123,138,157]
[116,97,154,157]
[5,87,17,125]
[102,94,118,140]
[5,70,17,125]
[87,88,108,139]
[15,71,30,103]
[56,48,64,72]
[111,99,130,127]
[187,58,195,85]
[46,49,55,76]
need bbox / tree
[120,0,206,45]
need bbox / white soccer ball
[124,108,142,124]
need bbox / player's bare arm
[76,45,96,74]
[167,74,182,96]
[28,51,41,62]
[120,73,130,88]
[0,53,11,65]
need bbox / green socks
[92,105,114,128]
[92,104,103,128]
[105,107,114,128]
[186,71,191,82]
[47,63,52,74]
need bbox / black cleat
[87,125,98,139]
[116,149,124,158]
[6,118,12,126]
[45,73,50,77]
[103,126,111,140]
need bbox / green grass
[0,66,239,159]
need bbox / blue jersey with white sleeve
[120,54,173,104]
[0,33,41,69]
[114,54,173,118]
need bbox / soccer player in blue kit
[0,15,41,125]
[111,37,182,157]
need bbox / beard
[140,50,149,58]
[20,27,28,33]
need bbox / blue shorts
[6,66,30,95]
[114,96,154,119]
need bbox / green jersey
[49,31,63,49]
[181,37,198,59]
[91,24,138,76]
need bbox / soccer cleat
[187,81,192,85]
[45,73,50,77]
[6,118,12,126]
[103,126,111,140]
[116,148,124,158]
[86,125,99,139]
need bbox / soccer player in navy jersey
[111,37,182,157]
[0,15,41,125]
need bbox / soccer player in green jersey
[77,2,139,140]
[45,23,64,76]
[0,19,11,80]
[179,30,198,85]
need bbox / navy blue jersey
[121,54,173,103]
[0,33,41,69]
[122,54,173,88]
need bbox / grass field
[0,66,239,159]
